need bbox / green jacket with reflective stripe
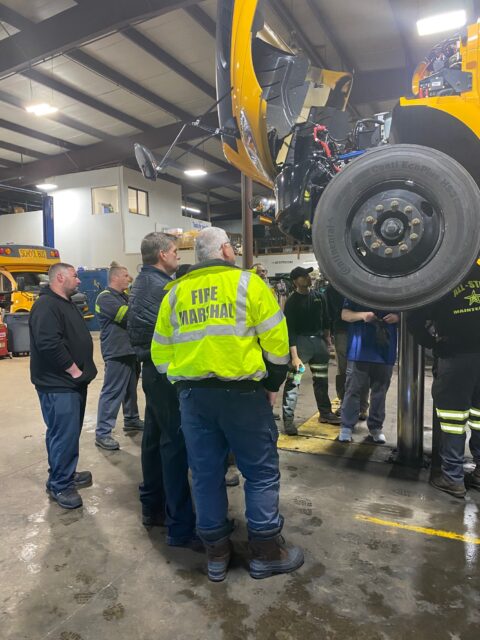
[95,287,135,361]
[151,261,289,390]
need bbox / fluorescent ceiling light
[26,103,59,116]
[36,183,58,191]
[184,168,207,177]
[182,205,201,214]
[416,9,467,36]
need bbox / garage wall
[0,210,43,245]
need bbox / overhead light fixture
[36,183,58,191]
[184,168,207,177]
[416,9,467,36]
[182,205,201,214]
[26,102,58,116]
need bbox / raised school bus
[0,244,60,313]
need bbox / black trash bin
[4,312,30,356]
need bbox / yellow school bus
[0,244,60,313]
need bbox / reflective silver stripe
[312,373,328,378]
[255,308,284,335]
[468,420,480,430]
[263,351,290,365]
[440,423,466,434]
[436,409,469,420]
[168,370,266,382]
[153,331,172,345]
[156,363,169,374]
[470,407,480,417]
[310,364,328,370]
[169,284,179,332]
[170,324,256,343]
[236,270,251,328]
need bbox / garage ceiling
[0,0,477,219]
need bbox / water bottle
[293,364,305,385]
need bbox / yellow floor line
[355,514,480,544]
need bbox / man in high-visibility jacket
[152,227,304,582]
[95,265,143,450]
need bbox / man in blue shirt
[338,299,399,443]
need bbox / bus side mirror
[16,276,25,292]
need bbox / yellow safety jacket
[151,262,289,384]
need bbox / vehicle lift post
[42,195,54,248]
[241,174,253,269]
[396,314,425,466]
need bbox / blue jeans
[341,361,393,432]
[178,386,282,541]
[38,389,87,493]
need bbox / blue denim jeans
[38,389,87,493]
[178,386,282,541]
[341,361,393,432]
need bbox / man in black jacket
[408,259,480,499]
[95,265,143,451]
[128,233,196,545]
[29,263,97,509]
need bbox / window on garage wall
[128,187,149,216]
[91,185,119,214]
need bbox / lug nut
[400,244,409,252]
[364,230,372,238]
[391,200,399,210]
[371,242,380,250]
[375,204,384,212]
[384,247,393,255]
[412,218,420,226]
[410,233,418,241]
[366,216,375,224]
[405,205,413,214]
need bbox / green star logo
[465,290,480,306]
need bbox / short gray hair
[108,265,127,283]
[49,262,74,282]
[141,232,175,265]
[195,227,230,263]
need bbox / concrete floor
[1,337,479,640]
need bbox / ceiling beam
[0,0,203,80]
[0,4,31,31]
[177,143,231,171]
[388,0,415,73]
[0,111,219,186]
[305,0,354,71]
[0,140,48,159]
[22,68,150,132]
[183,5,216,38]
[349,68,411,105]
[66,49,190,121]
[0,157,21,169]
[0,118,79,151]
[122,28,216,100]
[0,88,111,141]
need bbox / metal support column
[241,174,253,269]
[42,195,55,248]
[396,313,425,466]
[206,190,211,223]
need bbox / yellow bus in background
[0,244,60,313]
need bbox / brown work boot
[203,537,233,582]
[430,473,466,499]
[465,466,480,491]
[249,534,304,579]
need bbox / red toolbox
[0,321,9,358]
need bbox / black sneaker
[124,419,144,433]
[74,470,92,488]
[95,435,120,450]
[47,487,83,509]
[142,511,166,528]
[319,412,341,425]
[464,467,480,491]
[167,534,204,552]
[283,420,298,436]
[430,474,466,499]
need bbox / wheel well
[390,103,480,186]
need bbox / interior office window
[91,185,119,214]
[128,187,149,216]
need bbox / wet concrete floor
[1,337,479,640]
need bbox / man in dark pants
[95,265,143,451]
[339,301,399,443]
[325,284,369,419]
[29,263,97,509]
[408,259,480,499]
[282,266,339,435]
[128,232,196,545]
[152,227,303,582]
